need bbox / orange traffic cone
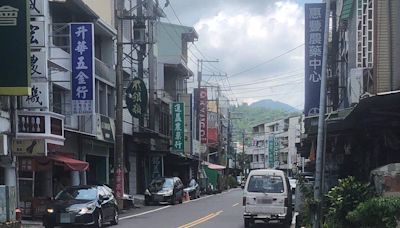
[184,192,190,201]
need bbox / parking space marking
[120,206,171,220]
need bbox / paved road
[114,188,295,228]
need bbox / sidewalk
[21,195,145,228]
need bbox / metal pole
[148,0,155,132]
[313,0,330,227]
[114,0,125,208]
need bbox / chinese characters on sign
[70,23,94,114]
[172,102,184,152]
[30,21,45,47]
[21,82,49,109]
[0,1,30,95]
[126,77,148,118]
[304,3,326,117]
[197,88,208,144]
[31,51,46,78]
[268,136,275,168]
[29,0,44,16]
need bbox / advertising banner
[198,88,208,143]
[304,3,326,116]
[70,23,94,114]
[268,136,275,168]
[172,102,184,152]
[0,1,31,95]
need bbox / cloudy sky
[161,0,320,110]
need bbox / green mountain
[231,103,300,142]
[250,99,299,112]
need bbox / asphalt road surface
[114,188,295,228]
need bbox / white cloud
[165,0,306,109]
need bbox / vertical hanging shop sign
[304,3,326,116]
[0,1,31,95]
[172,102,184,152]
[70,23,94,114]
[268,136,275,168]
[126,77,148,118]
[198,88,208,144]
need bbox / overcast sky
[161,0,320,110]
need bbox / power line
[229,43,304,78]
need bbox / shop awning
[203,161,226,170]
[48,154,89,171]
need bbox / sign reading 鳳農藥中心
[172,102,184,152]
[70,23,95,115]
[304,3,326,117]
[126,77,148,118]
[0,1,31,95]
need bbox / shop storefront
[17,154,88,219]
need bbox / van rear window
[247,175,284,193]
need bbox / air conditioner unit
[348,68,363,105]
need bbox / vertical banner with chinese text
[172,102,184,152]
[268,136,275,168]
[198,88,208,144]
[304,3,326,116]
[70,23,94,114]
[0,1,30,95]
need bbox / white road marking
[183,194,214,203]
[232,203,239,207]
[120,206,171,220]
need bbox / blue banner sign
[70,23,94,114]
[304,3,326,116]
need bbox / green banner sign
[0,1,31,95]
[172,102,184,152]
[268,136,274,168]
[126,77,148,118]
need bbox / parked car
[184,179,200,199]
[243,169,292,227]
[144,177,184,205]
[43,185,118,228]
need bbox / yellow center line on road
[177,210,223,228]
[232,203,239,207]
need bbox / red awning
[48,154,89,171]
[203,161,226,170]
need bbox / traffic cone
[184,192,190,201]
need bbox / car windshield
[55,187,97,201]
[150,178,174,189]
[247,175,284,193]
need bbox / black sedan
[145,177,184,205]
[43,185,118,228]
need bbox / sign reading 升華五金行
[0,1,31,95]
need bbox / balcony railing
[95,58,116,85]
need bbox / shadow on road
[248,223,290,228]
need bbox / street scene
[1,0,400,228]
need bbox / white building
[248,116,302,174]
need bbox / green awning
[340,0,355,21]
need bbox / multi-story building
[248,116,301,175]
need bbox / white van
[243,169,292,227]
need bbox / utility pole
[242,130,245,174]
[147,0,156,132]
[114,0,125,207]
[136,0,146,128]
[196,59,219,178]
[313,0,330,227]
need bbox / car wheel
[170,194,176,205]
[94,212,103,228]
[179,193,183,204]
[244,218,251,228]
[110,208,119,225]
